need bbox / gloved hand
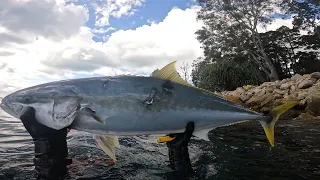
[166,122,195,178]
[20,107,71,180]
[166,122,195,148]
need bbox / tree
[257,25,320,78]
[179,61,190,81]
[282,0,320,39]
[191,57,210,86]
[196,0,282,81]
[258,26,301,79]
[194,55,266,92]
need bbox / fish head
[1,93,27,118]
[0,84,80,130]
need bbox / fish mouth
[0,100,23,118]
[0,102,6,111]
[0,101,13,116]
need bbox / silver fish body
[0,75,266,136]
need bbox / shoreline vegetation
[218,72,320,120]
[190,0,320,121]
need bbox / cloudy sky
[0,0,293,98]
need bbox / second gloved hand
[20,107,71,179]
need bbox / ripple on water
[1,109,320,179]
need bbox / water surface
[0,109,319,180]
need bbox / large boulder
[311,72,320,80]
[305,82,320,116]
[298,78,317,89]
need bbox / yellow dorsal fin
[152,61,191,86]
[152,61,241,105]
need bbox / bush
[196,59,266,92]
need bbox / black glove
[20,107,72,180]
[166,122,195,178]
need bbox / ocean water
[0,109,320,180]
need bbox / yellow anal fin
[151,61,191,86]
[94,135,120,161]
[261,101,300,147]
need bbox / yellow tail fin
[261,101,300,147]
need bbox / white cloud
[36,6,204,78]
[0,1,204,98]
[0,0,89,41]
[258,18,294,33]
[0,0,299,99]
[94,0,145,27]
[91,27,116,34]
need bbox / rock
[275,80,281,88]
[246,94,268,106]
[243,85,254,91]
[297,91,308,100]
[261,82,273,88]
[223,95,243,104]
[300,98,307,106]
[274,89,288,95]
[291,74,302,81]
[304,82,320,116]
[280,78,290,84]
[297,78,317,89]
[230,87,245,97]
[285,94,299,102]
[239,91,254,102]
[295,112,316,120]
[303,74,312,78]
[272,99,283,107]
[253,87,266,96]
[290,85,296,92]
[266,84,276,93]
[280,82,292,90]
[260,95,274,107]
[216,72,320,120]
[273,94,283,100]
[305,95,320,116]
[250,105,261,111]
[260,107,271,112]
[280,109,301,120]
[311,72,320,80]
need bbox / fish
[0,61,299,161]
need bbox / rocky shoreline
[219,72,320,120]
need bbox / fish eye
[24,96,31,103]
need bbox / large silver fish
[0,61,299,160]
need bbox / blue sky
[69,0,199,42]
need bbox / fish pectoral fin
[94,135,120,161]
[151,61,191,86]
[80,107,105,124]
[157,135,176,143]
[193,129,211,141]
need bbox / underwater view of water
[0,109,320,180]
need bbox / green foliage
[293,51,320,74]
[282,0,320,38]
[196,0,282,80]
[192,0,320,91]
[195,57,266,92]
[259,25,320,78]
